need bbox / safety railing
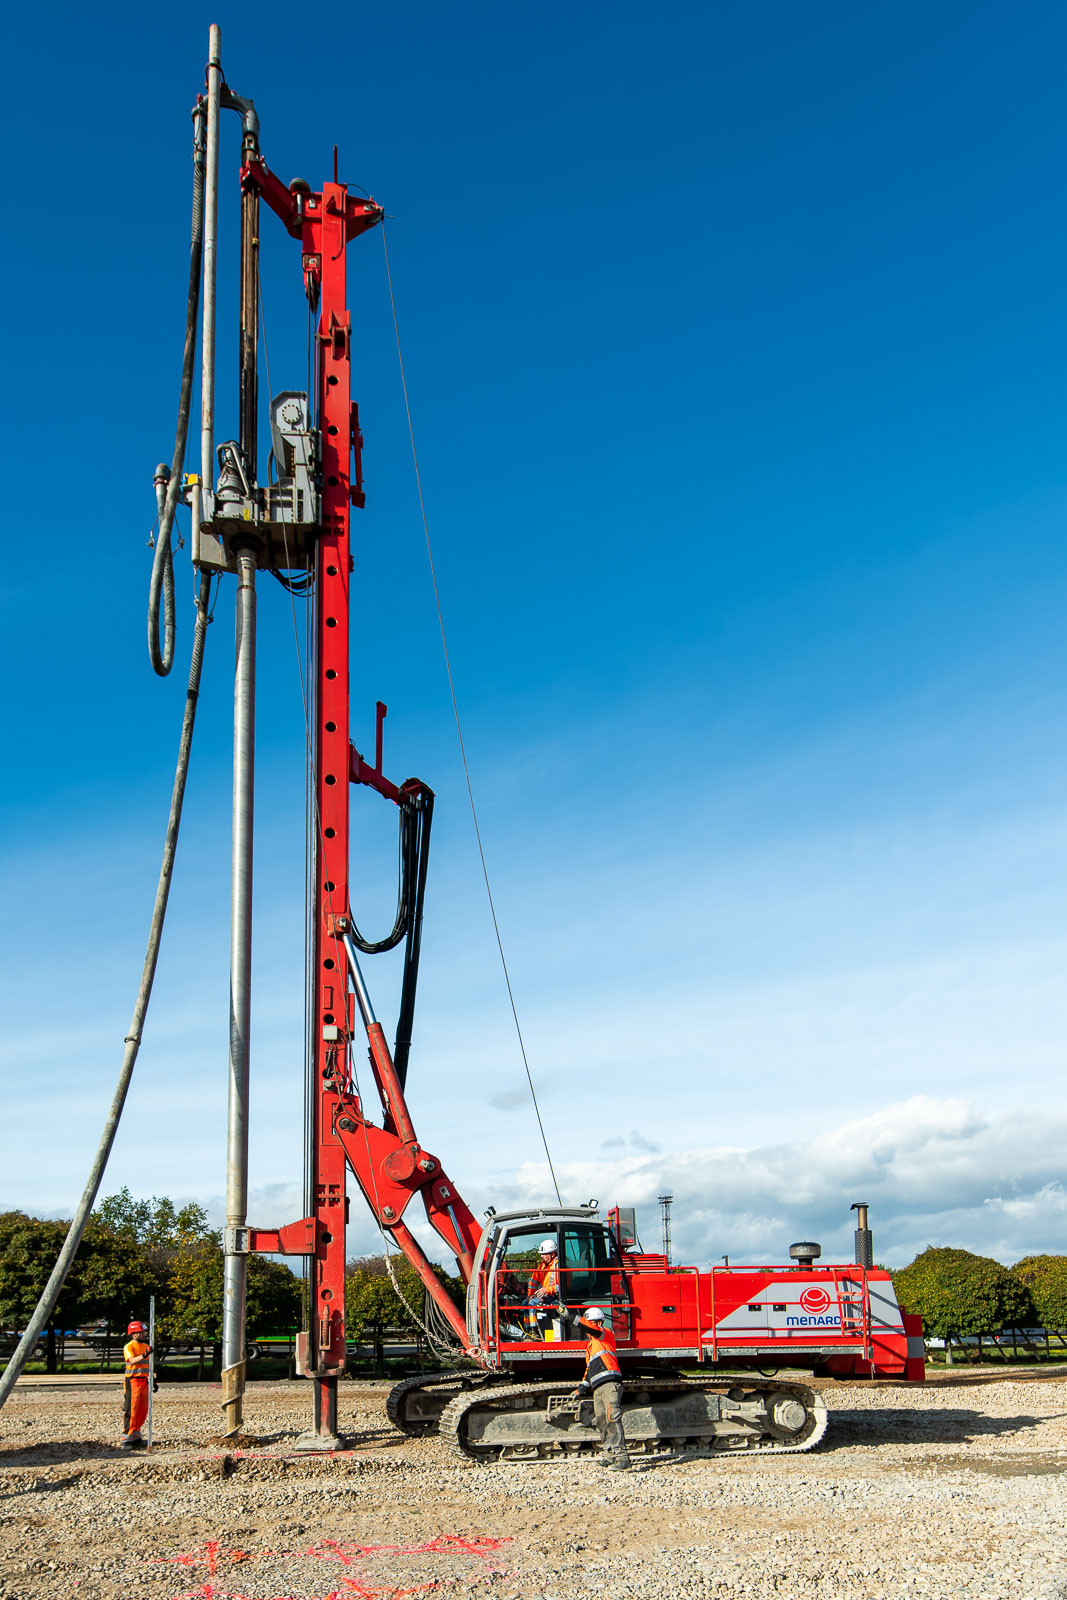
[489,1261,627,1349]
[703,1265,873,1363]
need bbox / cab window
[561,1225,615,1304]
[492,1228,556,1309]
[500,1227,555,1273]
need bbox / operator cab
[467,1204,634,1354]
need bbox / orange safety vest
[123,1339,151,1379]
[530,1258,559,1297]
[582,1329,621,1390]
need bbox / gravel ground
[1,1371,1065,1599]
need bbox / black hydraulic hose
[349,789,431,956]
[393,789,433,1089]
[0,572,214,1411]
[348,786,433,1090]
[148,104,206,677]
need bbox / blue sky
[2,2,1065,1269]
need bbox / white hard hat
[580,1306,605,1323]
[538,1238,556,1255]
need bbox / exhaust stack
[851,1202,873,1268]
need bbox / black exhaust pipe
[851,1202,873,1268]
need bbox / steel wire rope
[380,225,563,1205]
[0,570,216,1411]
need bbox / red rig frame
[238,156,480,1444]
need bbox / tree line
[11,1194,1057,1374]
[892,1247,1067,1351]
[0,1191,465,1378]
[0,1190,301,1375]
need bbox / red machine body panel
[484,1223,922,1383]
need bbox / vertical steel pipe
[222,548,257,1435]
[201,24,222,494]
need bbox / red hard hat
[127,1321,147,1335]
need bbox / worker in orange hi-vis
[574,1306,631,1470]
[527,1239,561,1339]
[120,1321,155,1450]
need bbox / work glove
[152,1379,159,1392]
[575,1380,592,1398]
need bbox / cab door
[561,1224,633,1343]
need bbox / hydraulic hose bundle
[349,784,434,1090]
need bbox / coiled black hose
[148,105,206,676]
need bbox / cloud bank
[443,1096,1067,1271]
[11,1097,1064,1278]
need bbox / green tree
[893,1247,1031,1362]
[160,1229,299,1377]
[344,1254,461,1374]
[94,1187,210,1247]
[0,1213,149,1372]
[0,1196,299,1378]
[1010,1256,1067,1332]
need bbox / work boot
[121,1433,146,1451]
[599,1453,631,1471]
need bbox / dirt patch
[1,1375,1066,1599]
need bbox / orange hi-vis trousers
[123,1377,149,1437]
[123,1338,151,1438]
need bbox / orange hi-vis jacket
[530,1258,559,1299]
[123,1339,151,1379]
[577,1327,622,1394]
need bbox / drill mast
[188,26,478,1444]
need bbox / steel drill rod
[200,23,222,493]
[222,548,257,1436]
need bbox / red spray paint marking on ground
[161,1534,511,1600]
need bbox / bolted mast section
[306,177,362,1444]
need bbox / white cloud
[449,1096,1067,1271]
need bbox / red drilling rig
[173,27,923,1458]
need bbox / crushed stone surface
[1,1372,1065,1599]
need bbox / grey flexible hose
[149,105,206,676]
[0,571,214,1410]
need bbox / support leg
[294,1376,342,1450]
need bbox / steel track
[439,1378,829,1463]
[385,1369,503,1436]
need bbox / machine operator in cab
[527,1238,561,1339]
[574,1305,631,1469]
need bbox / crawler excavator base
[437,1377,828,1463]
